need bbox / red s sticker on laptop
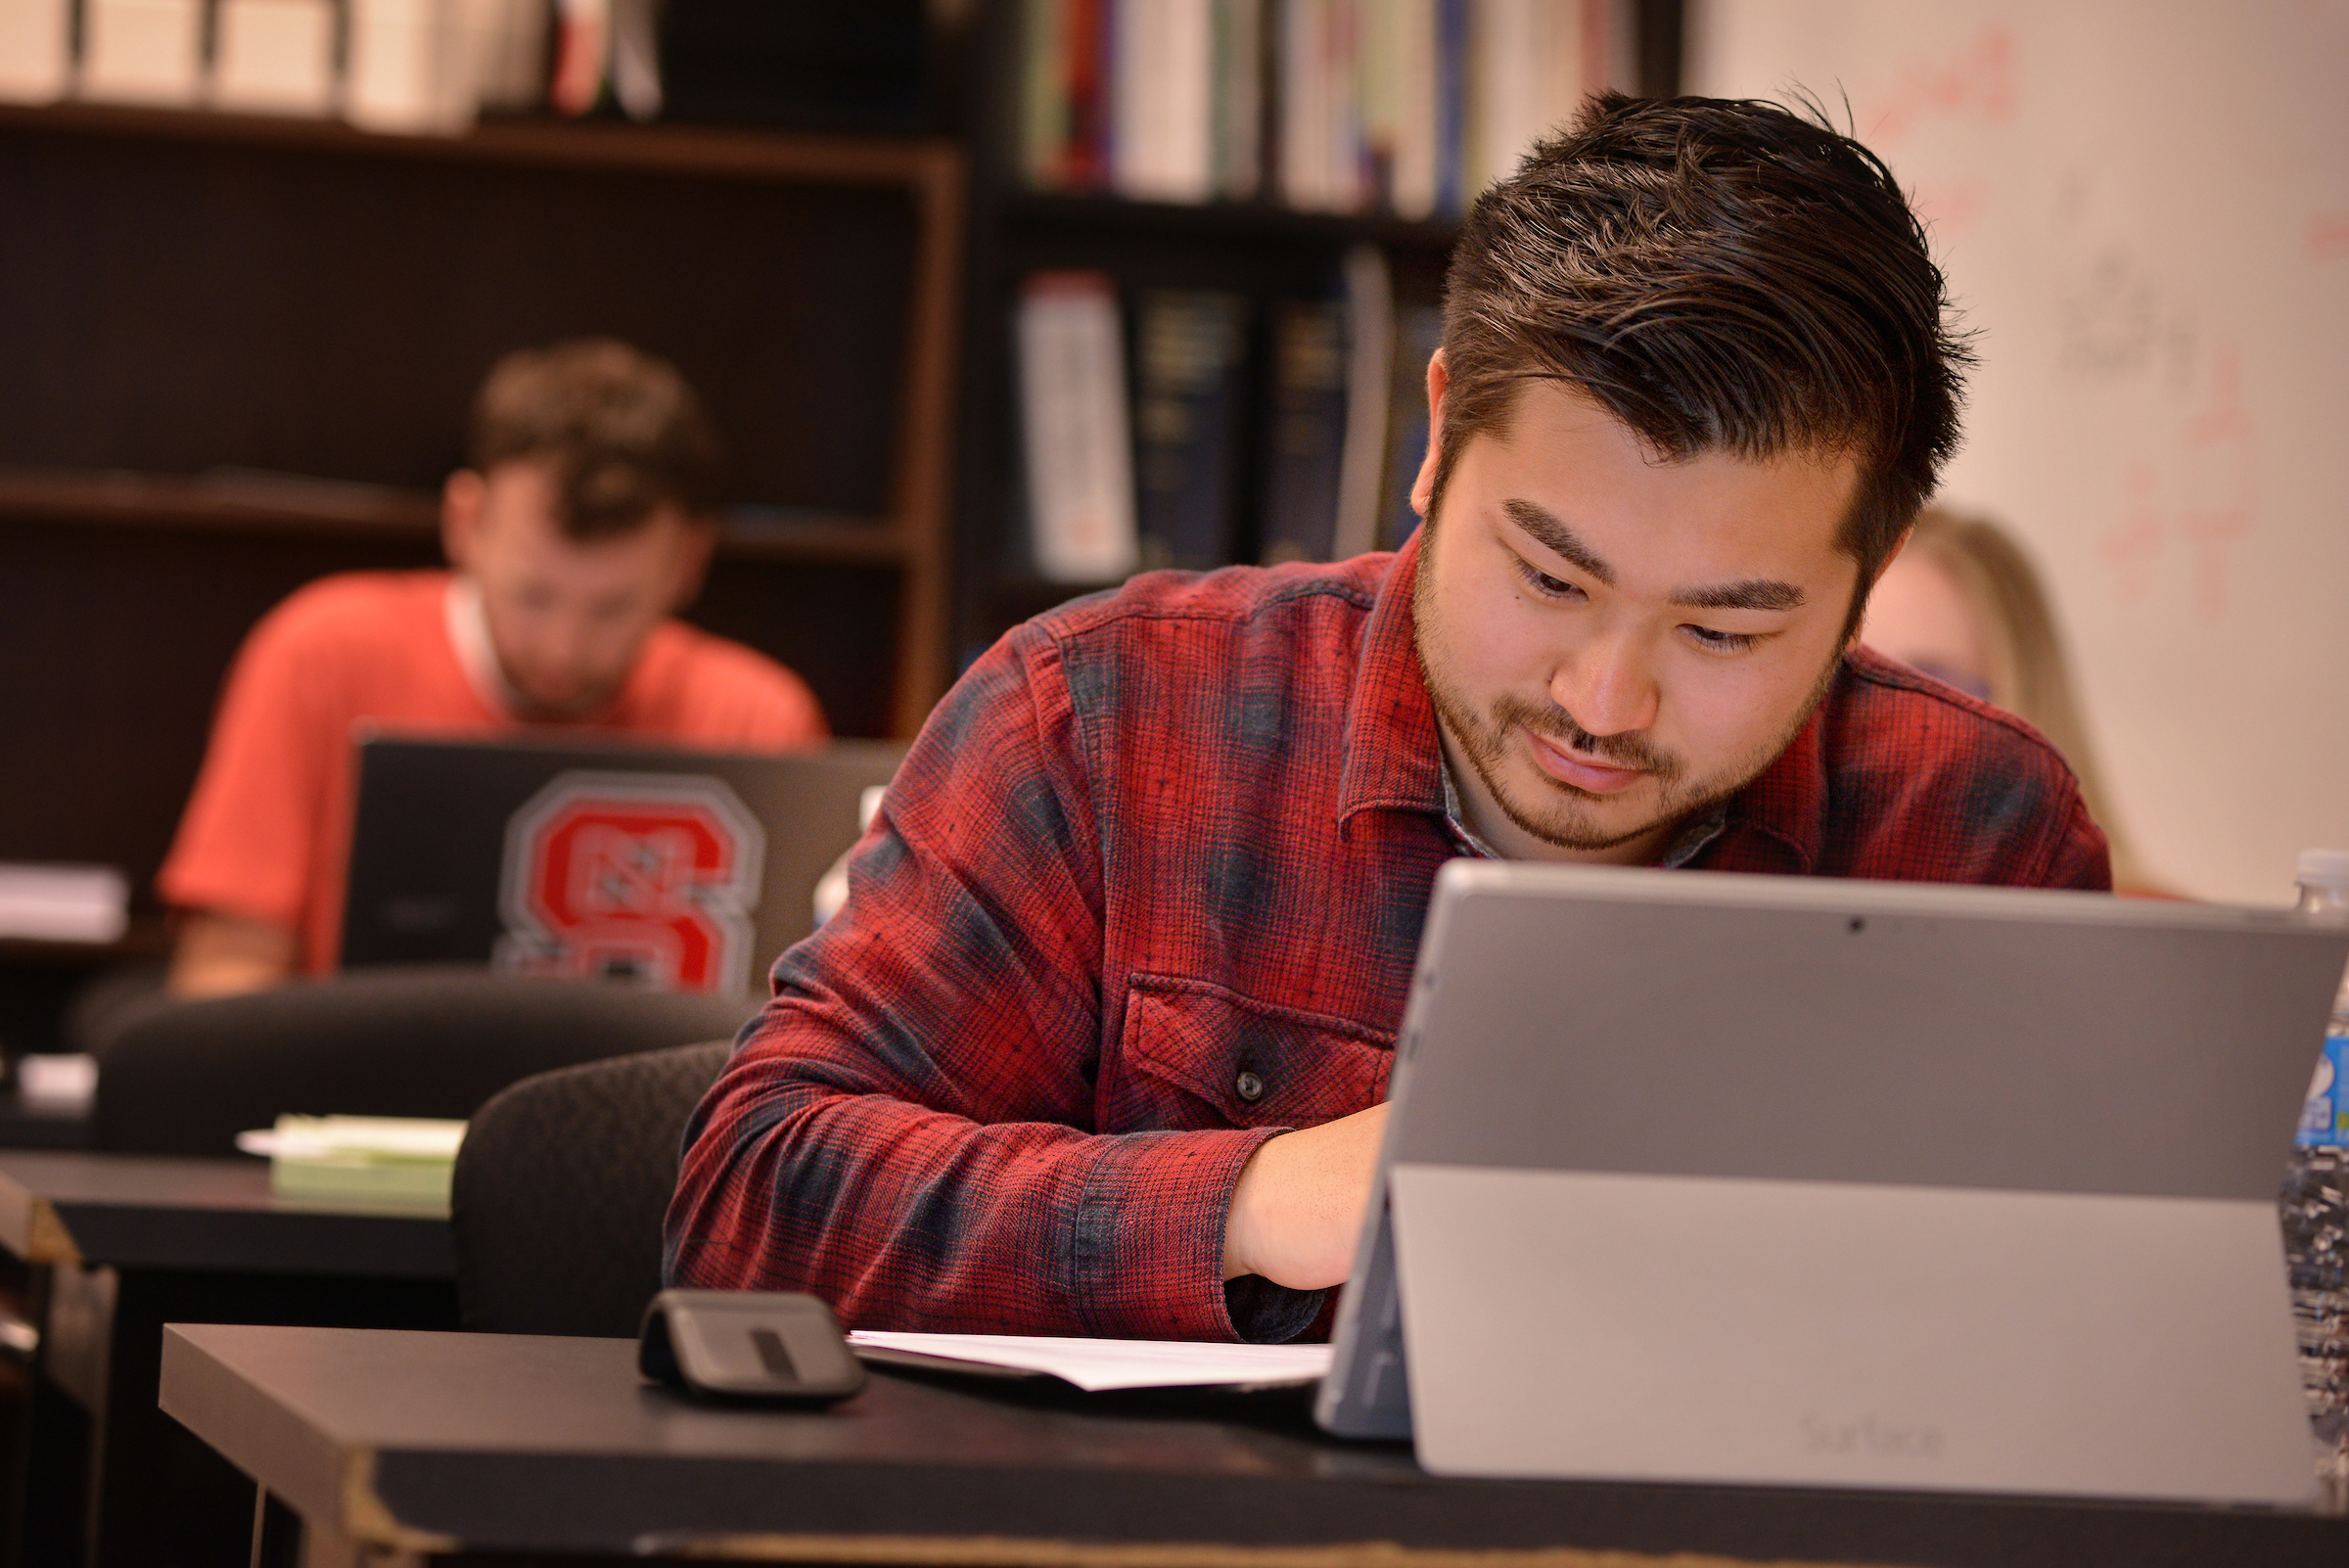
[494,771,766,995]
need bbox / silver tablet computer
[1316,862,2344,1503]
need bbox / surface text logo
[496,772,764,995]
[1799,1411,1947,1462]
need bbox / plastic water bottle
[2284,848,2349,1502]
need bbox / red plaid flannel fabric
[667,532,2110,1340]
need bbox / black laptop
[340,735,906,997]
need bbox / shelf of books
[0,0,935,141]
[1014,0,1627,216]
[0,469,923,572]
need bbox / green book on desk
[236,1116,465,1208]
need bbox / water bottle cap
[2296,849,2349,888]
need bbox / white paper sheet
[845,1330,1333,1392]
[235,1115,467,1161]
[16,1053,96,1112]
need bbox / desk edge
[24,1197,81,1266]
[0,1166,66,1263]
[637,1533,1882,1568]
[158,1325,458,1554]
[48,1197,454,1276]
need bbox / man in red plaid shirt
[668,94,2110,1341]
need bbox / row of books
[1017,0,1624,216]
[0,0,590,131]
[0,0,925,136]
[1017,260,1445,585]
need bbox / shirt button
[1234,1070,1266,1103]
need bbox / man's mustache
[1490,693,1683,782]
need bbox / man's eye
[1684,624,1762,653]
[1511,557,1580,599]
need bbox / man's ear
[1870,526,1915,591]
[441,470,485,571]
[1846,524,1914,650]
[668,518,719,611]
[1409,349,1451,521]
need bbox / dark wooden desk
[0,1089,89,1152]
[0,1151,454,1278]
[0,1153,456,1568]
[159,1322,2349,1568]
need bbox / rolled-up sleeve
[664,623,1280,1339]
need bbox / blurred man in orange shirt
[160,340,828,995]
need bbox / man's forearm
[167,911,297,997]
[1221,1101,1388,1289]
[668,1037,1284,1338]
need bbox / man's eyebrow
[1501,499,1613,584]
[1503,498,1807,613]
[1670,579,1808,613]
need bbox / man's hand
[167,911,297,998]
[1221,1101,1389,1290]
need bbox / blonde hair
[1902,509,2156,894]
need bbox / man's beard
[1415,593,1845,855]
[505,678,621,722]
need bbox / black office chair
[90,967,755,1157]
[450,1039,732,1336]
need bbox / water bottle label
[2296,1034,2349,1149]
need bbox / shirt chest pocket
[1115,974,1394,1132]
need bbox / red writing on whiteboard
[1867,24,2017,147]
[2096,465,2164,607]
[2094,348,2257,621]
[2178,348,2255,622]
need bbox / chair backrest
[450,1039,732,1336]
[91,967,755,1157]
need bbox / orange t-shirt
[159,570,830,973]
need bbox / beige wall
[1688,0,2349,903]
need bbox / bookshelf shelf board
[714,516,913,566]
[0,469,440,540]
[0,102,961,190]
[0,470,916,567]
[1000,190,1459,252]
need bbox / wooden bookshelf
[942,0,1684,667]
[939,0,1479,668]
[0,103,966,1041]
[0,102,964,739]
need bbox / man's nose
[1550,630,1659,737]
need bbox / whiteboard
[1687,0,2349,904]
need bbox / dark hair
[1434,92,1972,624]
[468,339,719,539]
